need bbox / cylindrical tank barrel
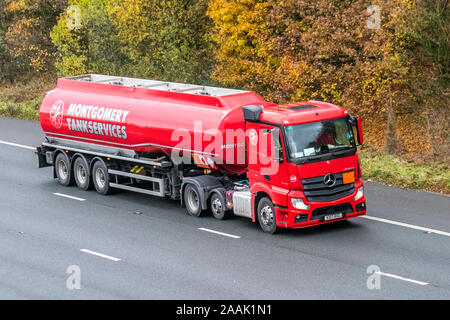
[39,77,271,175]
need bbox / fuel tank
[39,74,274,175]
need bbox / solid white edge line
[198,228,241,239]
[53,192,86,202]
[0,139,35,151]
[360,215,450,237]
[80,249,121,262]
[375,271,429,286]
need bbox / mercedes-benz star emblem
[324,173,336,186]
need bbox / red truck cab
[243,102,366,233]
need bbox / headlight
[354,186,364,201]
[291,198,309,210]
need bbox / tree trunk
[385,88,398,154]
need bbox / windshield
[284,117,355,160]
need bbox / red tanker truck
[36,74,366,233]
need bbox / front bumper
[275,180,366,229]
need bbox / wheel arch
[90,156,107,175]
[71,152,91,171]
[253,191,271,223]
[250,181,274,222]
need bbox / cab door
[246,123,289,189]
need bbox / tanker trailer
[36,74,366,233]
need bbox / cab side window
[271,128,284,162]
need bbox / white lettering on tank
[94,122,99,135]
[116,125,122,139]
[87,105,94,118]
[97,122,104,135]
[63,102,129,140]
[91,106,98,118]
[67,104,76,116]
[111,125,117,138]
[110,109,116,122]
[103,108,112,121]
[115,110,122,123]
[122,110,130,123]
[97,107,105,120]
[80,105,88,118]
[74,104,82,117]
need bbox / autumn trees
[49,0,214,83]
[0,0,448,158]
[207,0,448,157]
[110,0,214,83]
[0,0,66,81]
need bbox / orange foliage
[208,0,449,159]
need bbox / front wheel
[257,197,278,234]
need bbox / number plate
[323,213,343,221]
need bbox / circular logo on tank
[249,129,258,146]
[50,100,64,129]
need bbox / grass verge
[0,80,55,121]
[359,147,449,194]
[0,95,43,121]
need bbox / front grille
[302,172,355,202]
[310,203,353,221]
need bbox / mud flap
[36,146,52,168]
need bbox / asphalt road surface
[0,117,449,299]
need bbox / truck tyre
[257,197,278,234]
[92,159,110,195]
[210,192,229,220]
[73,157,91,191]
[55,153,74,186]
[184,184,205,217]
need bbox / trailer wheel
[183,184,205,217]
[55,153,74,186]
[210,192,229,220]
[92,160,110,195]
[257,197,278,234]
[73,157,91,191]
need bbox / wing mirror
[356,117,363,145]
[349,114,364,145]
